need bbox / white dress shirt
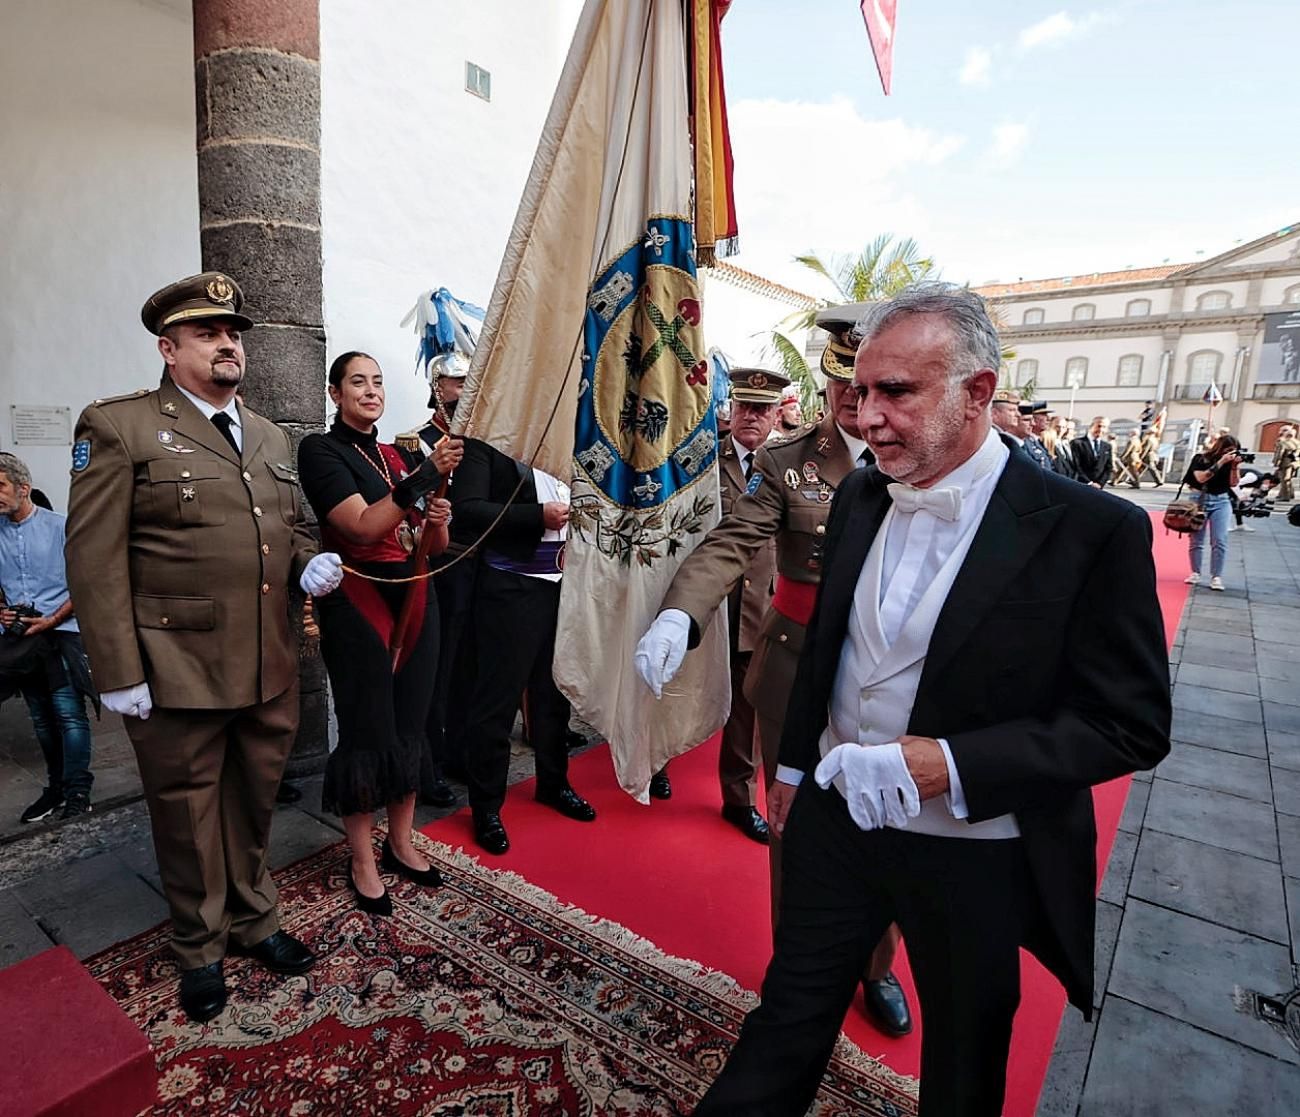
[175,384,243,452]
[529,468,569,583]
[731,435,757,479]
[837,425,870,467]
[779,428,1020,839]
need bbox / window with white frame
[1015,359,1038,387]
[1126,298,1151,317]
[1022,307,1045,325]
[1071,304,1096,321]
[1117,354,1143,386]
[1196,290,1231,311]
[1284,284,1300,305]
[1186,350,1221,383]
[1065,357,1088,387]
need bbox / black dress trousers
[461,567,571,814]
[695,781,1030,1117]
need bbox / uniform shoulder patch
[745,472,763,495]
[71,441,91,472]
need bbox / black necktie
[741,452,753,479]
[211,411,239,455]
[857,449,870,469]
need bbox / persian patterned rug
[88,836,918,1115]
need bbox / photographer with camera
[1182,433,1243,592]
[0,453,97,821]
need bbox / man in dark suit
[695,285,1170,1117]
[451,438,597,854]
[1071,415,1114,487]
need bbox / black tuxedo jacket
[779,443,1170,1013]
[1071,435,1113,486]
[450,437,547,563]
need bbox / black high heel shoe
[380,838,443,888]
[347,861,393,916]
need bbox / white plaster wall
[1259,276,1300,307]
[698,274,809,370]
[320,0,583,436]
[1182,281,1249,311]
[1235,232,1300,266]
[1003,286,1173,324]
[1172,329,1240,384]
[1015,337,1164,391]
[0,0,199,508]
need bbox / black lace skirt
[316,561,439,817]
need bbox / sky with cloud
[719,1,1296,296]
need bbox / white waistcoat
[819,505,1020,839]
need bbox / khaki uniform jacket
[1273,436,1299,471]
[64,377,317,709]
[718,438,776,654]
[660,413,855,723]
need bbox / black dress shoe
[721,804,770,844]
[347,862,393,916]
[380,838,443,888]
[235,930,316,975]
[179,961,226,1023]
[275,781,303,805]
[535,786,597,822]
[473,812,510,855]
[648,771,672,800]
[862,972,913,1037]
[565,728,589,751]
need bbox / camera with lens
[1238,451,1257,464]
[1240,497,1273,518]
[2,603,41,637]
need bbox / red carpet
[423,511,1188,1114]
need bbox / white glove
[633,609,692,698]
[814,742,921,831]
[300,552,344,596]
[101,683,153,721]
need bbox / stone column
[194,0,329,776]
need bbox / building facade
[975,224,1300,453]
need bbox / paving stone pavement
[1037,493,1300,1116]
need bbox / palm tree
[786,234,938,331]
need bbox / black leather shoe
[179,961,226,1023]
[722,804,770,844]
[648,771,672,800]
[236,931,316,975]
[275,781,303,805]
[380,838,443,888]
[535,786,597,822]
[347,862,393,916]
[862,972,913,1037]
[474,811,510,855]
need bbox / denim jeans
[23,682,93,796]
[1188,492,1231,578]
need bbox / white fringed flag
[455,0,733,799]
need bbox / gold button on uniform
[815,525,826,536]
[261,583,270,595]
[243,471,252,482]
[261,544,270,555]
[778,633,788,643]
[253,506,262,517]
[160,616,169,626]
[180,470,191,479]
[744,578,752,587]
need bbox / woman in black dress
[298,351,462,914]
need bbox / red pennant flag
[860,0,899,95]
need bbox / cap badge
[206,276,235,304]
[748,372,768,389]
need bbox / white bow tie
[886,482,962,522]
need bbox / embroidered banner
[456,0,731,800]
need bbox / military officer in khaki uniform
[64,273,345,1023]
[635,305,912,1036]
[1273,424,1299,501]
[653,367,784,842]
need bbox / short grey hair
[854,282,1002,379]
[0,453,32,491]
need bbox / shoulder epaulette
[91,388,150,407]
